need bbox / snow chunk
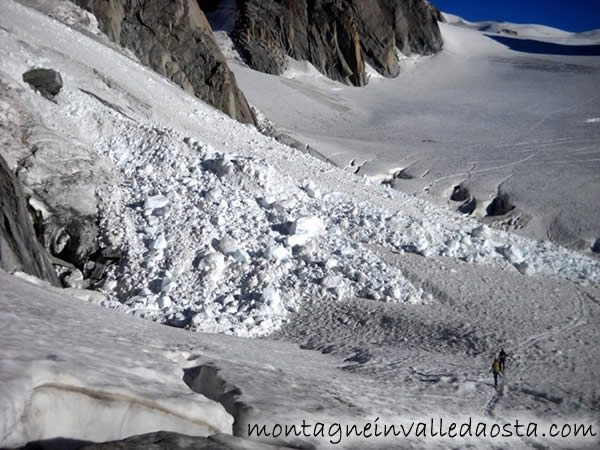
[145,195,169,210]
[28,197,51,220]
[497,244,525,264]
[199,253,226,282]
[158,296,172,309]
[63,269,87,289]
[471,224,491,239]
[66,289,107,305]
[290,216,326,236]
[217,236,239,255]
[151,234,168,251]
[321,274,344,289]
[261,285,281,311]
[287,216,326,246]
[385,286,403,300]
[267,245,290,262]
[231,249,250,264]
[216,236,250,263]
[302,180,321,199]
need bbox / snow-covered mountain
[443,12,600,44]
[1,0,600,449]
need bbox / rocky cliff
[223,0,443,86]
[0,153,59,285]
[73,0,256,125]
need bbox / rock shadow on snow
[450,185,476,215]
[11,438,93,450]
[486,193,515,217]
[486,35,600,56]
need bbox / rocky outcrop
[72,0,256,125]
[0,153,59,285]
[224,0,443,86]
[22,68,63,100]
[379,0,444,55]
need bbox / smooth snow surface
[1,2,600,448]
[229,14,600,251]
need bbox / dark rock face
[0,153,59,285]
[197,0,223,12]
[76,431,292,449]
[378,0,444,56]
[73,0,256,125]
[22,68,63,100]
[227,0,443,86]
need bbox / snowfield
[1,0,600,449]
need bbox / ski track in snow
[515,289,587,351]
[484,285,588,418]
[429,152,538,185]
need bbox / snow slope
[227,13,600,251]
[1,1,600,448]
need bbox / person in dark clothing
[498,348,509,372]
[490,358,502,389]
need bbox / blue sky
[432,0,600,32]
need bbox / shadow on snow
[486,34,600,56]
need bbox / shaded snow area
[2,2,600,449]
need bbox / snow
[0,0,599,331]
[5,268,599,449]
[287,216,326,246]
[145,194,170,210]
[0,272,232,448]
[151,234,168,251]
[228,13,600,251]
[441,13,600,43]
[2,1,600,448]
